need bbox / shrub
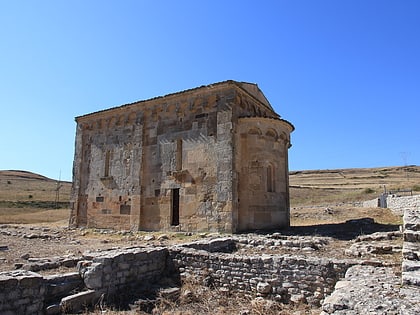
[363,188,375,194]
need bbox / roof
[76,80,276,121]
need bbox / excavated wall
[0,239,352,314]
[2,210,419,315]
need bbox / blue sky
[0,1,419,181]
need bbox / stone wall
[234,117,292,231]
[387,195,420,215]
[402,209,420,286]
[169,245,352,306]
[0,270,44,314]
[363,194,420,215]
[79,246,168,296]
[0,239,354,314]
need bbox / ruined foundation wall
[0,248,168,315]
[170,246,351,306]
[402,209,420,286]
[0,242,353,313]
[80,247,168,295]
[0,271,45,315]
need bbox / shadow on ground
[284,218,400,240]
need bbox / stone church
[69,80,294,233]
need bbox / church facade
[69,81,294,232]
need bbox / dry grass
[85,278,318,315]
[152,278,318,315]
[0,170,71,224]
[0,170,71,202]
[0,208,69,224]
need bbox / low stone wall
[388,195,420,215]
[0,270,45,314]
[0,239,355,313]
[0,247,168,315]
[79,247,168,297]
[402,209,420,286]
[363,194,420,215]
[169,246,353,306]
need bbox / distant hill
[289,165,420,189]
[0,170,72,203]
[0,170,55,181]
[289,165,420,206]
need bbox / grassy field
[0,166,418,225]
[0,170,72,224]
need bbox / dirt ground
[0,205,403,274]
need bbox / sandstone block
[60,290,98,313]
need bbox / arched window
[248,127,262,135]
[266,129,278,139]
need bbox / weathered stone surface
[355,231,402,242]
[321,265,420,315]
[60,290,98,313]
[345,242,401,257]
[44,272,83,301]
[181,237,236,253]
[169,243,352,306]
[0,270,44,314]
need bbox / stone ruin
[0,209,419,314]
